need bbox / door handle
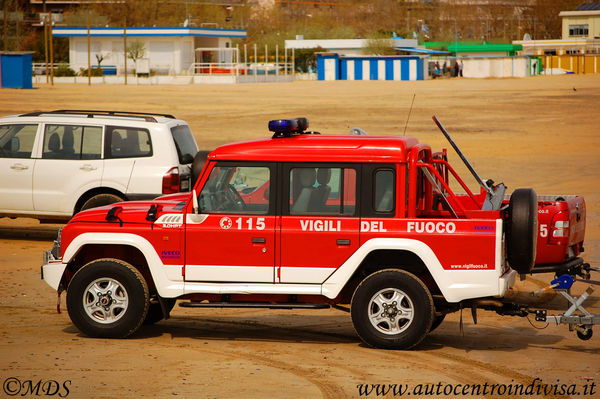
[252,237,266,244]
[337,239,351,246]
[80,164,97,171]
[10,163,28,170]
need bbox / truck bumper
[498,268,517,297]
[41,250,66,291]
[530,257,585,275]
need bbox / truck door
[279,164,360,284]
[184,162,276,282]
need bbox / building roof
[284,38,418,50]
[447,43,522,53]
[576,2,600,10]
[52,26,246,38]
[426,42,521,53]
[396,47,449,54]
[209,135,422,163]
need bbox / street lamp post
[454,19,458,57]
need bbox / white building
[53,26,246,74]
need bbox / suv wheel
[66,259,149,338]
[351,269,434,349]
[80,193,125,212]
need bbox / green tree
[293,47,322,73]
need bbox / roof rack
[19,110,176,122]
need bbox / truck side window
[289,167,356,216]
[374,169,395,213]
[0,124,37,158]
[42,125,102,160]
[199,164,270,214]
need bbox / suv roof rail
[19,110,176,122]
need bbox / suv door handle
[10,163,28,170]
[252,237,266,244]
[80,164,97,171]
[337,239,351,246]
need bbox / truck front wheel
[66,259,149,338]
[351,269,434,349]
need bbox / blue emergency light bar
[269,118,309,137]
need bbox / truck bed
[534,195,586,266]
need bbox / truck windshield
[170,124,198,164]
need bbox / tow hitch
[529,270,600,340]
[493,264,600,341]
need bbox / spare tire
[506,188,538,274]
[191,150,211,186]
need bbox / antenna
[403,93,416,136]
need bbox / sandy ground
[1,75,599,398]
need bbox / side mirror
[192,189,199,214]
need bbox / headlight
[50,227,62,259]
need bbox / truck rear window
[170,125,198,164]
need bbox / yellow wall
[542,55,600,73]
[562,14,600,39]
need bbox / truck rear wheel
[506,188,538,274]
[66,259,149,338]
[351,269,434,349]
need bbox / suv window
[0,124,38,158]
[288,166,356,216]
[106,126,152,158]
[170,125,197,164]
[199,163,271,214]
[42,124,102,160]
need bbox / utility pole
[123,18,127,85]
[44,15,48,83]
[454,19,458,58]
[87,11,91,85]
[49,19,54,85]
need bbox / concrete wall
[33,74,293,85]
[462,57,530,78]
[69,36,199,74]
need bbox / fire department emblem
[219,217,233,230]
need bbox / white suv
[0,110,199,222]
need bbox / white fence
[463,57,530,78]
[429,56,533,79]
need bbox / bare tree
[2,0,11,51]
[521,0,581,40]
[127,40,145,64]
